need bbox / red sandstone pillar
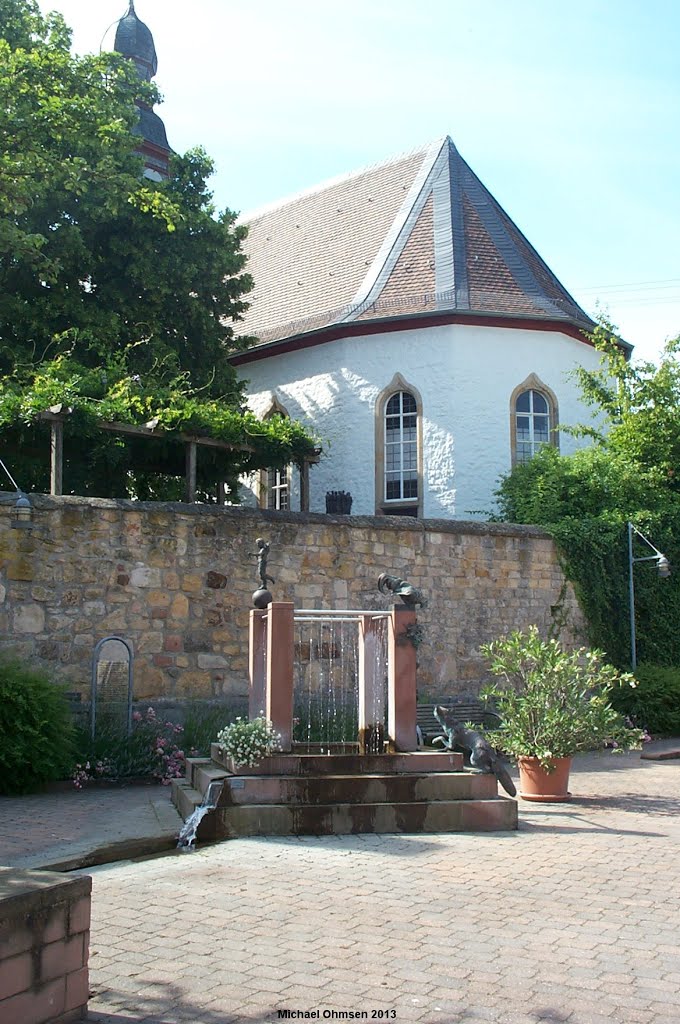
[265,601,295,751]
[388,607,418,751]
[358,615,386,754]
[248,609,268,720]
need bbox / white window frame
[510,374,559,467]
[266,466,290,511]
[374,373,423,517]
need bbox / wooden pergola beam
[35,410,320,503]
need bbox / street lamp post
[628,521,671,670]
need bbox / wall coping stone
[0,868,91,916]
[0,491,552,541]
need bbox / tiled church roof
[238,137,593,347]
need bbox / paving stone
[3,749,680,1022]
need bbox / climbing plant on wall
[494,323,680,668]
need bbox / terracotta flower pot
[517,755,572,802]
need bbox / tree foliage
[0,0,318,499]
[495,324,680,668]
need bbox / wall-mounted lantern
[12,492,33,529]
[1,457,33,530]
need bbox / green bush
[73,708,186,786]
[611,663,680,736]
[181,702,239,755]
[0,657,75,794]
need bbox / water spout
[177,778,224,850]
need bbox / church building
[232,137,616,519]
[107,7,617,520]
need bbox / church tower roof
[112,1,170,179]
[114,1,158,80]
[235,137,603,354]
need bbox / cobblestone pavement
[82,749,680,1024]
[0,784,181,870]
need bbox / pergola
[38,408,318,507]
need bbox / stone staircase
[171,745,517,841]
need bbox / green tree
[0,0,317,498]
[495,324,680,668]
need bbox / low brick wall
[0,494,585,701]
[0,868,90,1024]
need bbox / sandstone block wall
[0,868,91,1024]
[0,495,585,702]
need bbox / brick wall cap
[0,868,91,916]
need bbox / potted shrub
[480,626,643,802]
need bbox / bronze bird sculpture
[377,573,427,608]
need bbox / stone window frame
[258,395,291,511]
[510,373,559,467]
[374,373,423,517]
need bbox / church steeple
[113,2,171,180]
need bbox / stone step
[189,762,228,794]
[210,745,464,775]
[209,770,499,806]
[183,756,212,785]
[171,779,204,822]
[210,798,518,837]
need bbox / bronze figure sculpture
[252,537,275,589]
[251,537,275,608]
[433,705,517,798]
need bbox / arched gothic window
[511,376,559,466]
[375,376,423,516]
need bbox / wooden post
[248,609,268,719]
[50,419,63,496]
[387,607,418,751]
[185,441,197,503]
[299,460,310,512]
[358,615,386,754]
[217,481,226,505]
[265,602,295,751]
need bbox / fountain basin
[171,752,518,841]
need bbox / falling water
[292,610,388,752]
[177,778,224,850]
[369,615,388,754]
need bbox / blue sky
[38,0,680,362]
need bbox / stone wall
[0,494,585,702]
[0,868,90,1024]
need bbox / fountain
[171,540,518,840]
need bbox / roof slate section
[238,137,592,346]
[358,194,436,320]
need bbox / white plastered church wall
[240,323,602,519]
